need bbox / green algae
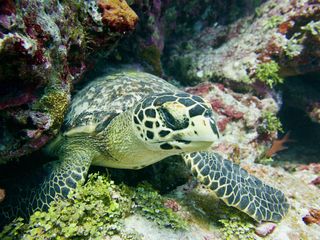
[284,33,304,59]
[218,217,255,240]
[255,60,284,88]
[263,15,284,30]
[301,21,320,36]
[132,183,187,230]
[0,174,186,239]
[258,112,283,135]
[0,174,131,239]
[34,89,69,131]
[216,202,255,240]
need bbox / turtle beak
[178,115,220,144]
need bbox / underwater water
[0,0,320,239]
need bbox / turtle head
[132,93,220,153]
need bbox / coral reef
[115,0,265,75]
[165,0,320,87]
[0,0,138,163]
[158,163,319,240]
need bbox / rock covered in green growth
[215,199,255,240]
[132,183,187,230]
[0,173,132,239]
[165,0,320,87]
[33,89,70,132]
[255,61,284,88]
[0,174,186,238]
[263,15,284,30]
[219,218,255,240]
[116,0,263,76]
[218,211,255,240]
[0,0,137,162]
[258,112,283,136]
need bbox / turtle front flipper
[182,152,289,222]
[0,148,93,226]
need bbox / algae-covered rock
[166,0,320,86]
[0,173,186,239]
[115,0,264,76]
[0,0,138,163]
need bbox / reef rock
[166,0,320,86]
[116,0,264,76]
[0,0,138,163]
[185,82,279,163]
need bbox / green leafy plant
[284,33,303,59]
[255,61,284,87]
[263,16,284,30]
[301,20,320,36]
[258,112,283,135]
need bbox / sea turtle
[0,71,289,225]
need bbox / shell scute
[63,72,179,132]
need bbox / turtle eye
[159,108,176,129]
[159,107,189,130]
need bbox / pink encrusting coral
[0,0,137,163]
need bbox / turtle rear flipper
[182,152,289,222]
[0,148,93,226]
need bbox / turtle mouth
[176,139,191,144]
[169,139,214,151]
[155,139,213,144]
